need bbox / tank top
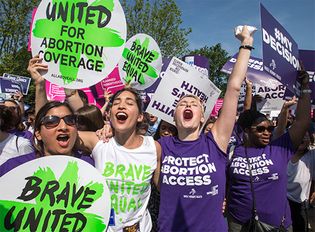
[92,136,157,232]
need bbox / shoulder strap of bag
[244,147,258,220]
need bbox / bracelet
[301,89,312,94]
[239,45,254,51]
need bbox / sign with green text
[118,33,162,90]
[31,0,127,89]
[0,156,111,231]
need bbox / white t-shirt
[92,136,157,232]
[0,133,34,166]
[287,149,315,203]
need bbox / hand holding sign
[27,55,47,85]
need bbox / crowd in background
[0,26,314,232]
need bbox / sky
[176,0,315,58]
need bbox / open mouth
[116,112,128,121]
[57,134,70,147]
[183,109,193,120]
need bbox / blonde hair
[176,94,205,114]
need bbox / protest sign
[2,73,31,95]
[119,34,162,90]
[255,82,286,112]
[0,156,111,231]
[0,77,23,95]
[221,54,280,88]
[46,67,124,108]
[31,0,127,89]
[260,3,300,93]
[146,57,221,125]
[183,54,209,77]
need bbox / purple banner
[2,73,31,95]
[221,54,280,88]
[183,54,209,77]
[260,3,300,93]
[0,77,23,94]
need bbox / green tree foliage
[0,0,38,57]
[190,44,230,96]
[0,0,39,107]
[121,0,191,57]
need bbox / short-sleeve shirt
[227,132,295,228]
[158,132,228,232]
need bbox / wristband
[301,89,312,94]
[239,45,254,51]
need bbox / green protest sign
[0,156,111,231]
[118,33,162,90]
[31,0,126,89]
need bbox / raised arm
[212,26,254,152]
[289,69,311,150]
[77,131,100,153]
[27,55,48,114]
[273,97,297,140]
[243,78,253,111]
[64,89,84,112]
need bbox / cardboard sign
[31,0,127,89]
[2,73,32,95]
[146,57,220,125]
[119,33,162,90]
[0,156,111,231]
[261,4,300,93]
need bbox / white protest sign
[146,57,221,125]
[31,0,127,89]
[119,33,162,90]
[255,81,286,112]
[0,156,111,231]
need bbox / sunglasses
[40,115,77,129]
[251,125,275,133]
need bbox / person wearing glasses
[227,70,311,231]
[0,101,93,177]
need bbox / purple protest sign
[0,77,23,94]
[260,3,300,93]
[183,54,209,77]
[2,73,31,95]
[221,54,280,88]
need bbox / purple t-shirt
[227,132,294,228]
[0,151,94,177]
[158,132,228,232]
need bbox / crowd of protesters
[0,26,314,232]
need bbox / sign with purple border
[2,73,31,95]
[260,3,300,93]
